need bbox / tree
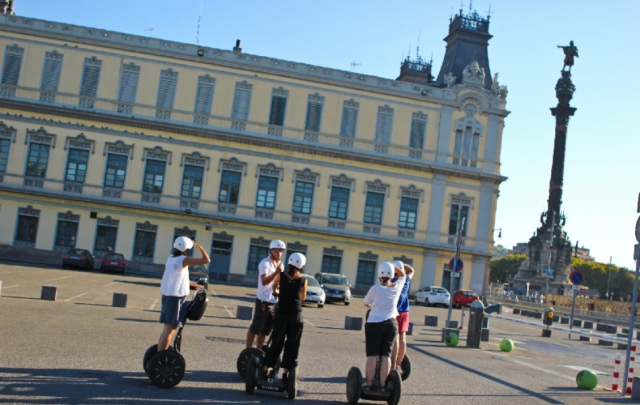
[492,244,509,260]
[490,254,525,284]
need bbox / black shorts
[365,318,398,357]
[159,295,188,327]
[249,298,275,335]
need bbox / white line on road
[222,305,234,318]
[149,299,159,311]
[1,284,19,289]
[103,281,119,287]
[209,288,218,298]
[65,292,88,302]
[304,319,316,327]
[482,350,583,383]
[45,275,77,282]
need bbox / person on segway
[362,262,406,393]
[246,240,286,350]
[157,236,211,351]
[259,252,308,384]
[390,260,414,372]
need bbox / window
[305,96,323,132]
[269,92,287,127]
[329,187,349,220]
[79,57,101,108]
[339,100,359,144]
[16,215,38,244]
[374,106,393,153]
[363,192,384,225]
[398,197,418,229]
[231,81,252,129]
[0,138,10,172]
[25,143,50,177]
[409,112,427,158]
[143,160,166,193]
[181,165,204,199]
[442,268,461,291]
[292,181,314,214]
[65,148,89,183]
[55,220,78,248]
[194,75,215,116]
[321,255,341,274]
[256,176,278,209]
[247,245,269,276]
[453,106,482,167]
[448,204,469,236]
[104,154,128,188]
[95,225,117,252]
[156,69,178,119]
[219,170,241,204]
[40,51,63,102]
[1,44,23,91]
[173,229,196,257]
[117,63,139,113]
[211,237,233,280]
[356,258,376,286]
[133,230,156,259]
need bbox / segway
[346,363,401,405]
[245,353,299,400]
[237,330,283,380]
[364,309,412,381]
[143,288,208,388]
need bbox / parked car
[99,253,126,274]
[452,289,479,308]
[302,274,326,308]
[414,286,450,307]
[62,248,95,270]
[189,265,209,290]
[314,272,351,305]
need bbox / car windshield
[463,291,478,297]
[322,275,348,285]
[105,254,123,260]
[68,249,86,255]
[433,288,448,294]
[189,265,207,274]
[304,276,320,287]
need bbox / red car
[99,253,127,274]
[452,289,479,308]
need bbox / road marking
[149,299,159,311]
[304,319,316,327]
[65,292,88,302]
[562,365,609,375]
[209,288,218,298]
[45,275,77,282]
[1,284,19,289]
[222,305,234,318]
[102,281,119,287]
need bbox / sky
[13,0,640,270]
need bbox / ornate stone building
[0,10,508,294]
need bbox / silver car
[302,274,326,308]
[414,286,450,307]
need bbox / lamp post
[606,256,612,300]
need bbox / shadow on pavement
[214,294,256,304]
[302,376,345,384]
[111,279,161,288]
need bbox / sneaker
[267,369,278,380]
[281,372,289,386]
[362,384,372,392]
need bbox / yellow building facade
[0,11,508,294]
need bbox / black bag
[186,288,209,321]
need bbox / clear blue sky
[15,0,640,270]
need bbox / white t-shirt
[256,256,280,304]
[160,255,189,297]
[364,277,406,323]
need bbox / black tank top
[277,273,304,314]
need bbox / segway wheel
[287,365,299,400]
[148,350,186,388]
[143,345,174,375]
[346,366,362,405]
[236,348,264,380]
[400,354,411,381]
[245,355,259,395]
[385,369,402,405]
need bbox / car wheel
[344,301,350,306]
[62,264,67,269]
[425,299,431,307]
[455,302,461,309]
[318,304,324,308]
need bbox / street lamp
[606,256,612,300]
[493,228,502,238]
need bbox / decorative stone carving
[0,122,16,142]
[461,61,485,86]
[18,206,40,216]
[65,134,94,154]
[399,185,425,201]
[174,226,196,240]
[213,231,234,241]
[491,72,508,99]
[328,220,346,229]
[136,221,158,232]
[292,214,310,224]
[287,241,308,253]
[363,225,381,234]
[329,174,355,191]
[393,255,414,266]
[250,236,270,247]
[323,246,343,257]
[255,208,274,219]
[180,198,199,209]
[293,168,320,186]
[449,192,474,208]
[24,177,44,188]
[97,216,119,227]
[58,211,80,222]
[397,230,415,239]
[359,251,378,261]
[27,128,56,148]
[365,179,390,196]
[257,163,283,181]
[218,204,237,214]
[141,193,160,204]
[218,157,246,175]
[104,140,133,159]
[181,151,208,169]
[444,72,457,87]
[103,188,122,199]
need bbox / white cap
[378,262,394,278]
[269,239,286,250]
[174,236,194,252]
[288,252,307,269]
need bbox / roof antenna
[196,0,203,45]
[487,4,492,19]
[469,0,473,13]
[416,30,421,60]
[350,61,361,71]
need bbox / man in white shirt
[246,239,286,349]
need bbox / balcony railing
[0,85,499,172]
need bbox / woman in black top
[261,252,308,382]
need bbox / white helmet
[174,236,194,252]
[288,252,307,269]
[269,239,286,250]
[392,260,404,272]
[378,262,394,279]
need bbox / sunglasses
[272,249,285,253]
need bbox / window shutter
[305,99,323,132]
[79,57,101,98]
[340,100,359,138]
[1,45,24,85]
[231,82,252,120]
[269,88,289,126]
[410,112,427,149]
[41,51,63,91]
[462,127,472,158]
[374,105,394,145]
[118,63,140,103]
[194,75,215,115]
[454,131,463,156]
[471,133,479,159]
[156,69,178,109]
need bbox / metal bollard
[425,315,438,327]
[0,280,2,297]
[112,293,127,308]
[41,285,57,301]
[406,322,414,336]
[344,316,363,331]
[236,305,253,320]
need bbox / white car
[302,274,326,308]
[414,286,450,307]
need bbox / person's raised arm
[363,286,376,307]
[404,264,415,279]
[272,273,281,298]
[300,278,307,302]
[393,264,406,278]
[183,243,211,266]
[261,261,283,286]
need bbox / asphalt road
[0,262,633,404]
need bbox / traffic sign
[569,270,584,286]
[452,272,460,278]
[542,268,555,277]
[571,285,580,291]
[449,258,464,272]
[636,216,640,243]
